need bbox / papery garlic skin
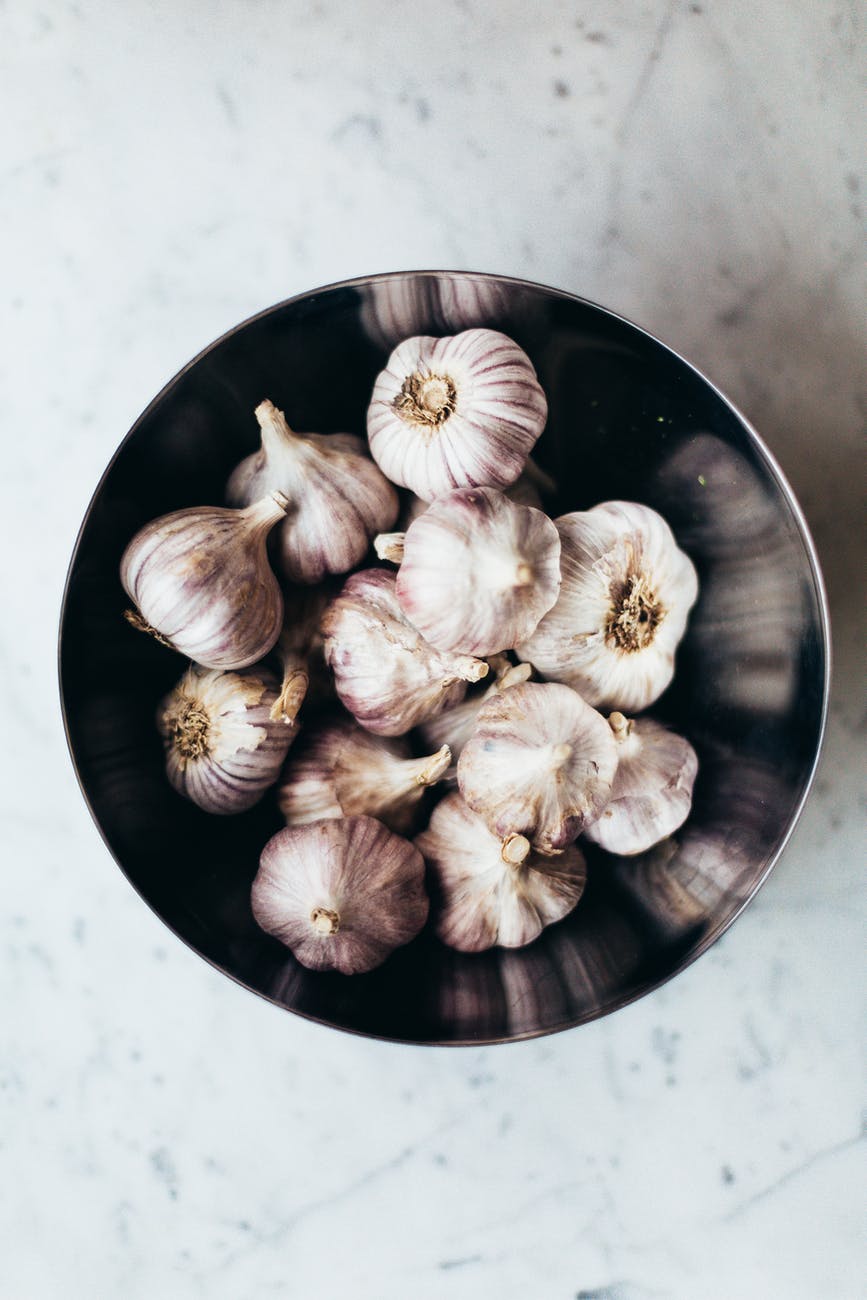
[416,793,587,951]
[517,501,698,713]
[227,400,399,584]
[121,493,287,670]
[390,487,561,657]
[367,329,548,502]
[458,681,618,854]
[584,713,698,856]
[320,568,489,736]
[158,664,296,815]
[278,717,451,834]
[418,658,531,764]
[252,817,429,974]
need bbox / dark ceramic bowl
[59,271,829,1044]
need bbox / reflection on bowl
[58,271,829,1044]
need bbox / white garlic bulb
[252,817,429,974]
[227,399,399,584]
[320,568,489,736]
[517,501,699,713]
[277,716,451,834]
[418,657,531,764]
[416,793,588,951]
[158,664,296,815]
[584,713,698,856]
[121,492,287,670]
[374,487,562,657]
[367,328,548,502]
[457,681,618,854]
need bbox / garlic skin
[418,657,531,764]
[397,464,546,534]
[367,329,548,502]
[584,713,698,856]
[278,717,451,834]
[320,568,489,736]
[158,664,296,815]
[517,501,698,713]
[227,400,399,584]
[269,585,336,723]
[457,681,618,854]
[252,817,429,974]
[382,487,562,657]
[121,493,287,670]
[416,793,588,951]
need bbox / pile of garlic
[121,326,699,974]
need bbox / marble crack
[722,1128,865,1222]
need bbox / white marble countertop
[2,2,864,1296]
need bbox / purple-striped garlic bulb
[320,568,489,736]
[583,713,698,856]
[457,681,618,855]
[121,493,287,670]
[227,400,399,584]
[278,716,451,835]
[366,328,548,502]
[417,656,531,766]
[416,793,588,952]
[252,817,429,974]
[374,487,561,657]
[158,664,296,815]
[517,501,698,713]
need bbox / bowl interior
[59,272,827,1044]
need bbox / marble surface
[2,2,864,1296]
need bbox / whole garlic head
[517,501,699,713]
[416,793,588,951]
[583,713,698,856]
[227,400,399,584]
[457,681,618,854]
[381,487,562,657]
[252,817,429,974]
[278,716,451,834]
[320,568,489,736]
[158,664,296,815]
[367,328,548,502]
[121,493,287,670]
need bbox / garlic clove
[227,399,399,584]
[367,328,548,502]
[278,716,451,835]
[158,663,296,815]
[417,657,532,765]
[416,792,588,951]
[121,492,287,670]
[320,568,489,736]
[381,487,561,657]
[251,816,429,974]
[516,500,699,713]
[583,713,698,856]
[457,680,618,854]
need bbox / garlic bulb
[320,568,489,736]
[121,493,287,670]
[360,274,512,351]
[373,487,561,657]
[416,793,587,951]
[158,664,296,815]
[251,817,429,974]
[367,328,548,502]
[584,713,698,856]
[418,657,531,763]
[227,399,399,584]
[457,681,618,854]
[278,716,451,834]
[517,501,698,713]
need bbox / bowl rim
[57,268,832,1046]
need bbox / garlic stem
[550,742,573,769]
[442,658,489,688]
[374,532,406,563]
[310,906,340,935]
[241,489,290,534]
[270,665,309,724]
[608,711,632,740]
[411,745,453,787]
[501,833,531,866]
[255,399,299,457]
